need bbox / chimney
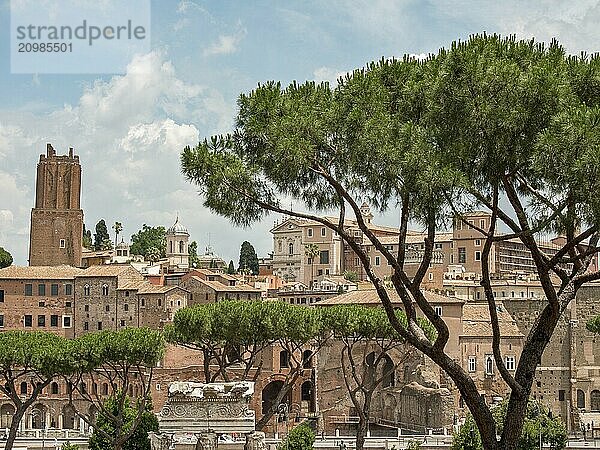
[69,147,74,158]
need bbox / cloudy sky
[1,0,599,265]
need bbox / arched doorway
[0,404,15,429]
[261,381,290,415]
[62,404,77,429]
[31,403,47,429]
[591,390,600,411]
[577,389,586,409]
[300,381,315,413]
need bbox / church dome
[167,216,189,235]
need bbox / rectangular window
[480,219,486,229]
[50,284,59,296]
[37,315,45,327]
[65,301,71,308]
[319,250,329,265]
[84,304,89,312]
[0,314,3,327]
[505,356,515,371]
[321,227,326,237]
[458,248,466,264]
[120,320,126,327]
[62,316,72,328]
[375,256,380,266]
[475,239,481,247]
[97,321,103,330]
[434,305,443,316]
[38,284,45,296]
[558,390,565,401]
[475,251,481,261]
[468,356,476,373]
[476,291,481,300]
[0,290,4,302]
[24,315,32,327]
[50,315,58,327]
[25,284,32,296]
[65,284,72,295]
[435,243,443,249]
[307,228,313,237]
[428,272,434,281]
[468,220,474,229]
[83,322,89,331]
[59,239,66,248]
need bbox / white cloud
[0,51,238,265]
[203,27,247,56]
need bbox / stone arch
[62,404,77,429]
[261,380,290,415]
[577,389,586,409]
[591,390,600,412]
[31,403,47,429]
[1,404,15,428]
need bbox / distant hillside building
[29,144,83,267]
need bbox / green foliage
[94,220,111,250]
[239,241,259,274]
[70,327,166,372]
[0,246,12,268]
[130,225,166,259]
[453,401,567,450]
[0,331,73,377]
[83,224,93,250]
[587,315,600,334]
[113,222,123,246]
[89,396,158,450]
[343,271,358,282]
[227,259,236,274]
[189,241,200,268]
[278,422,315,450]
[406,440,422,450]
[61,442,80,450]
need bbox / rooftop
[317,288,462,306]
[461,303,522,338]
[0,265,84,280]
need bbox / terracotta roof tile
[0,265,84,280]
[461,303,522,338]
[317,288,462,306]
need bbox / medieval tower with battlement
[29,144,83,267]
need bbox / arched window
[20,382,28,394]
[591,390,600,411]
[485,355,494,375]
[278,241,282,253]
[102,284,109,296]
[288,243,294,255]
[83,284,90,296]
[169,241,173,253]
[279,350,290,369]
[301,381,315,412]
[302,350,313,369]
[577,389,586,409]
[179,240,184,254]
[382,355,395,388]
[102,383,109,396]
[51,382,59,395]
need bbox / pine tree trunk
[4,408,25,450]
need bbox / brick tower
[29,144,83,267]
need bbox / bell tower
[29,143,84,267]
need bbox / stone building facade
[29,144,83,267]
[0,265,83,338]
